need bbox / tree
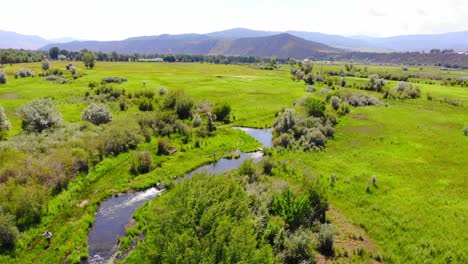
[41,60,50,72]
[82,52,96,69]
[0,106,11,140]
[81,103,112,125]
[49,47,60,60]
[17,98,63,132]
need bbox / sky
[1,0,467,41]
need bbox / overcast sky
[1,0,467,40]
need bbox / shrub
[305,85,316,92]
[238,159,257,182]
[175,96,194,120]
[272,188,311,229]
[262,156,274,175]
[206,112,216,132]
[298,128,327,150]
[44,75,68,84]
[157,87,167,95]
[340,77,347,87]
[368,74,386,92]
[388,82,421,99]
[345,93,381,107]
[303,73,314,85]
[440,97,462,107]
[212,102,231,123]
[303,97,325,117]
[273,109,298,134]
[101,76,127,84]
[69,66,77,75]
[100,124,141,155]
[43,68,64,76]
[17,98,63,132]
[321,88,330,95]
[134,89,155,99]
[337,102,350,116]
[0,106,11,140]
[283,227,316,263]
[88,81,98,88]
[6,185,47,230]
[131,151,153,175]
[464,126,468,136]
[0,70,6,84]
[13,68,35,78]
[318,223,335,255]
[81,103,113,125]
[330,96,341,111]
[427,93,433,101]
[0,207,19,252]
[41,60,50,71]
[192,114,202,127]
[138,98,154,111]
[157,138,171,155]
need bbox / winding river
[87,127,272,264]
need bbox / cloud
[369,8,388,17]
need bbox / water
[233,127,273,148]
[87,127,272,263]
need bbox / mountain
[42,33,340,58]
[206,28,279,39]
[0,30,49,49]
[210,33,340,57]
[353,31,468,52]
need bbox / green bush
[212,102,231,123]
[192,114,202,127]
[175,96,194,120]
[303,97,325,117]
[283,227,316,263]
[305,85,316,92]
[464,126,468,136]
[238,159,257,182]
[318,223,335,255]
[0,207,19,252]
[157,87,167,95]
[337,102,350,116]
[262,157,274,175]
[100,123,141,155]
[81,103,113,125]
[17,98,63,133]
[138,98,154,111]
[157,138,171,155]
[0,106,11,140]
[0,70,6,84]
[44,75,68,84]
[330,96,341,111]
[272,188,311,230]
[387,82,421,99]
[101,76,127,84]
[131,151,153,175]
[14,68,35,78]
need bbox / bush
[367,74,386,92]
[305,85,316,92]
[303,97,326,117]
[81,103,113,125]
[303,73,314,85]
[157,87,167,95]
[330,96,341,111]
[131,151,153,175]
[427,93,433,101]
[345,93,381,107]
[0,70,7,84]
[138,98,154,111]
[262,157,274,175]
[321,88,330,95]
[238,159,257,182]
[44,75,68,84]
[69,66,77,75]
[298,128,327,150]
[273,109,298,134]
[175,96,194,120]
[100,124,141,155]
[389,82,421,99]
[212,102,231,123]
[5,185,47,230]
[13,68,35,78]
[0,207,19,252]
[318,223,336,255]
[41,60,50,71]
[192,114,202,127]
[101,76,127,84]
[337,102,350,116]
[43,68,64,77]
[157,138,171,155]
[272,188,311,229]
[134,89,155,99]
[283,227,316,263]
[464,126,468,136]
[88,81,98,88]
[17,98,63,132]
[0,106,11,140]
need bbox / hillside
[42,33,341,58]
[0,30,49,50]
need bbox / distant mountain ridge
[41,33,341,59]
[2,27,468,53]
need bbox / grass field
[0,61,467,263]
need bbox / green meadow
[0,61,467,263]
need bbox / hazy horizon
[1,0,467,41]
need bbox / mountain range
[2,28,468,58]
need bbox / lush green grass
[1,61,467,263]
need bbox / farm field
[0,61,467,263]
